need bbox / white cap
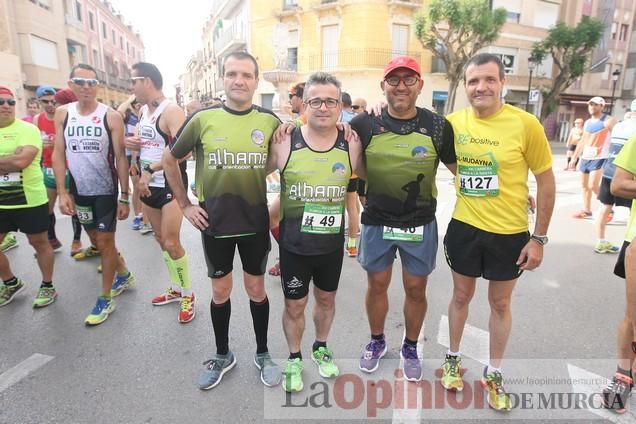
[588,96,606,105]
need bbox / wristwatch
[530,234,548,246]
[143,164,155,175]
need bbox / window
[287,47,298,71]
[533,1,559,29]
[112,29,116,43]
[74,0,82,22]
[132,46,136,58]
[120,36,124,49]
[30,35,59,69]
[432,91,448,115]
[492,53,516,74]
[619,24,629,41]
[261,93,274,110]
[321,25,338,70]
[391,24,409,57]
[582,0,593,16]
[493,0,521,23]
[102,22,107,39]
[93,49,100,69]
[284,0,298,8]
[611,22,618,40]
[126,41,129,55]
[506,12,521,23]
[89,12,95,31]
[30,0,51,10]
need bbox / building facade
[1,0,144,116]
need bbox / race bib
[458,165,499,197]
[582,146,598,160]
[76,205,94,225]
[44,167,55,177]
[382,226,424,242]
[0,172,20,186]
[300,204,343,234]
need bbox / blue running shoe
[111,272,135,297]
[132,216,142,230]
[85,297,115,325]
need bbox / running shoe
[254,352,282,387]
[198,352,237,390]
[97,264,102,273]
[32,285,57,308]
[359,338,387,373]
[70,240,82,257]
[347,246,358,257]
[0,279,25,307]
[152,287,182,305]
[481,367,512,411]
[312,346,339,378]
[440,354,463,391]
[139,223,153,235]
[572,210,593,219]
[268,260,280,277]
[282,358,304,392]
[85,297,115,326]
[110,272,135,297]
[594,241,620,254]
[178,294,196,323]
[602,372,633,414]
[132,216,142,230]
[0,233,18,252]
[49,238,62,251]
[72,246,100,260]
[400,342,422,381]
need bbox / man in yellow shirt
[440,53,556,411]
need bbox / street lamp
[525,57,536,112]
[609,68,621,116]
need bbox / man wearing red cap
[350,56,456,382]
[0,85,57,308]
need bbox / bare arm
[348,135,365,179]
[0,146,38,173]
[611,167,636,199]
[52,107,69,194]
[116,95,135,120]
[445,162,457,176]
[532,168,555,235]
[107,110,129,195]
[148,104,186,172]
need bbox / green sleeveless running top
[280,128,351,255]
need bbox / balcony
[298,48,421,72]
[212,0,243,20]
[214,20,248,57]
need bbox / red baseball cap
[0,86,14,97]
[383,56,421,78]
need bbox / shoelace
[38,287,55,297]
[365,340,385,358]
[202,358,224,371]
[402,344,418,360]
[316,349,332,363]
[488,371,506,395]
[445,356,460,375]
[284,360,302,375]
[607,375,630,395]
[181,296,193,311]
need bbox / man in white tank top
[52,63,134,326]
[125,62,195,323]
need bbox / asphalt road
[1,146,634,423]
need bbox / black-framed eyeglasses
[71,78,99,87]
[39,99,57,105]
[130,76,146,84]
[0,99,16,106]
[305,97,339,109]
[384,75,420,87]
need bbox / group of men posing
[1,50,634,414]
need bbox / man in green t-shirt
[164,51,281,391]
[0,85,56,308]
[602,135,636,414]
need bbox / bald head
[186,100,202,116]
[352,98,367,114]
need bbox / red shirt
[36,113,56,167]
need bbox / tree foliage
[414,0,506,114]
[531,16,605,121]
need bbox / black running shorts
[598,177,631,207]
[74,194,118,232]
[141,186,175,210]
[614,240,630,279]
[201,231,271,278]
[0,203,49,234]
[444,218,530,281]
[279,246,343,299]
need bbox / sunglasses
[0,99,16,106]
[352,105,362,110]
[71,78,99,87]
[39,99,57,105]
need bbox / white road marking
[567,363,636,423]
[0,353,54,393]
[437,315,489,366]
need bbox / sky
[109,0,213,98]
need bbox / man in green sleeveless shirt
[268,72,363,392]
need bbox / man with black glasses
[351,56,456,382]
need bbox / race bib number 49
[301,204,343,234]
[382,226,424,242]
[458,164,499,197]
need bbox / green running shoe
[481,367,512,411]
[282,358,304,392]
[73,246,100,261]
[312,347,339,378]
[85,297,115,325]
[0,232,18,252]
[440,354,463,392]
[33,286,58,308]
[0,279,25,306]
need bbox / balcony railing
[298,48,421,72]
[214,20,248,56]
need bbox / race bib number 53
[301,204,343,234]
[76,205,94,225]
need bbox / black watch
[530,234,548,246]
[143,164,155,175]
